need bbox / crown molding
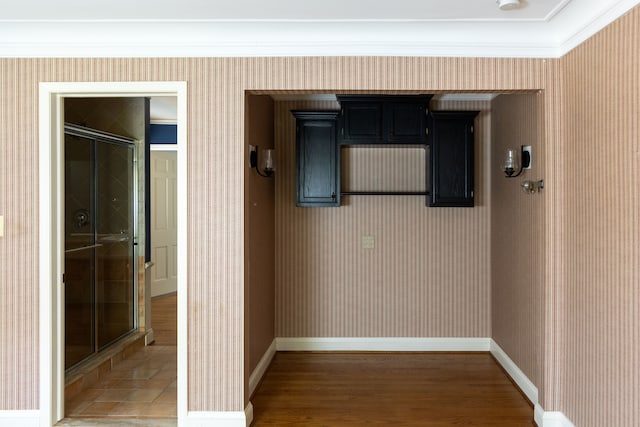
[0,21,558,58]
[558,0,640,55]
[0,1,638,59]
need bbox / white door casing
[39,81,188,427]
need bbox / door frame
[38,81,188,426]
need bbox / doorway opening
[39,82,187,426]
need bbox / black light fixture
[503,145,531,178]
[249,145,275,177]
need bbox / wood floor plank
[251,352,535,426]
[151,293,177,346]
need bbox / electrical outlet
[523,146,532,169]
[362,235,375,249]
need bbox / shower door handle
[64,243,103,254]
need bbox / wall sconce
[521,179,544,194]
[249,145,275,177]
[503,145,531,178]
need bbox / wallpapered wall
[560,6,640,425]
[0,7,638,421]
[274,98,492,338]
[0,56,551,414]
[244,95,276,386]
[491,93,545,397]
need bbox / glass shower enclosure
[64,123,138,370]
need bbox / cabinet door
[384,101,428,144]
[428,111,479,207]
[293,111,340,207]
[337,95,431,145]
[340,101,383,143]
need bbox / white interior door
[150,150,178,297]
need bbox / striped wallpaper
[560,5,640,426]
[274,99,491,338]
[491,93,545,397]
[245,94,276,385]
[0,12,637,421]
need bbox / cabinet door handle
[331,192,336,199]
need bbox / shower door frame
[39,82,188,426]
[64,123,139,368]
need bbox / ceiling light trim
[497,0,522,12]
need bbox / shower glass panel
[64,124,137,370]
[65,134,96,368]
[96,141,135,349]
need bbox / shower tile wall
[97,146,132,236]
[65,98,147,140]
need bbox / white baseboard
[145,328,155,346]
[534,406,575,427]
[245,402,254,427]
[186,410,247,427]
[489,340,574,427]
[0,410,39,427]
[249,339,277,397]
[489,339,539,405]
[535,404,546,426]
[276,337,490,352]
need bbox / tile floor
[60,294,178,425]
[64,344,177,419]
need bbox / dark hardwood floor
[152,292,177,346]
[251,352,535,426]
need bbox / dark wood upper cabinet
[339,99,383,143]
[292,111,340,207]
[428,110,479,207]
[337,95,432,145]
[293,99,478,209]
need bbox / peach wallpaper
[274,98,492,338]
[0,55,554,415]
[560,6,640,426]
[0,24,636,421]
[244,95,276,383]
[491,93,545,396]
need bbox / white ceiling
[149,97,178,123]
[1,0,571,21]
[1,0,639,57]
